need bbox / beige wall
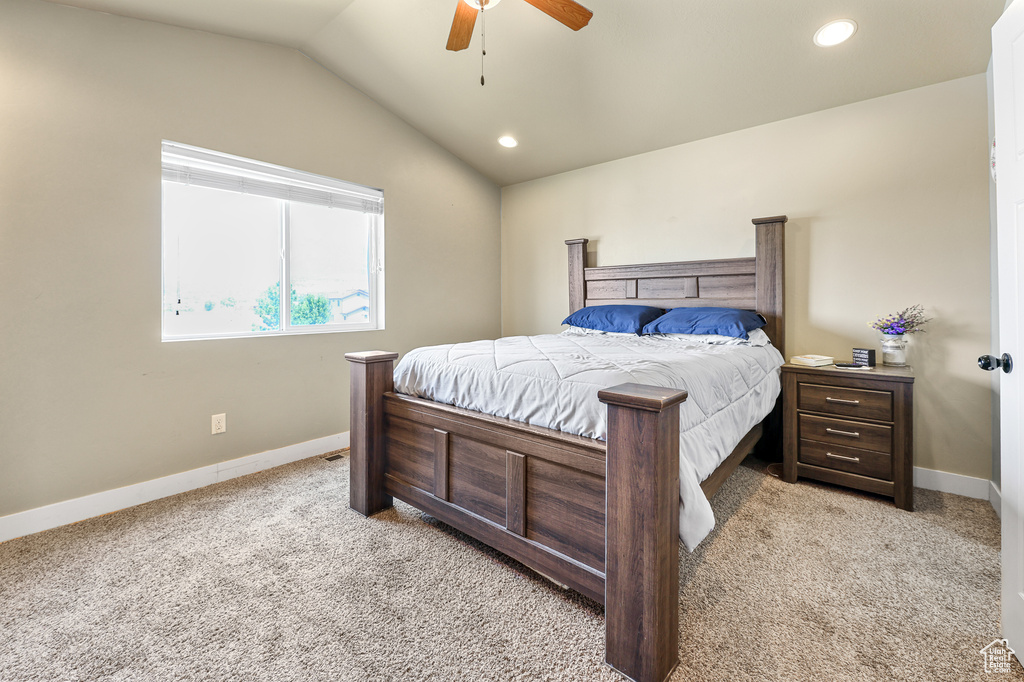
[0,0,501,517]
[502,75,992,480]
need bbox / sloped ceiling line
[39,0,1004,186]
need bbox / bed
[345,215,786,682]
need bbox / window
[161,142,384,341]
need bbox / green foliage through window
[252,283,331,331]
[253,283,286,331]
[292,293,330,326]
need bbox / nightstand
[781,363,915,511]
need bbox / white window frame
[161,141,385,342]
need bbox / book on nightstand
[789,354,835,367]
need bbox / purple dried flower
[869,304,930,335]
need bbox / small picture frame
[852,348,876,367]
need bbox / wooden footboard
[383,383,611,602]
[348,352,706,682]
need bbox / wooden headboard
[566,216,786,354]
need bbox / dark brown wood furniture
[781,363,914,511]
[347,216,787,682]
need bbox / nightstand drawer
[798,440,892,480]
[797,383,893,421]
[798,413,892,454]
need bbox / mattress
[393,331,784,550]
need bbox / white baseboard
[913,466,991,500]
[990,481,1002,519]
[0,442,997,544]
[0,432,349,544]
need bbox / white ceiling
[45,0,1003,186]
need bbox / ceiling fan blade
[521,0,593,31]
[446,2,478,51]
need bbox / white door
[994,0,1024,654]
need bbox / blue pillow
[642,307,767,339]
[562,305,665,335]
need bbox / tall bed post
[753,215,787,357]
[599,383,688,682]
[345,351,399,517]
[566,238,588,314]
[753,215,787,461]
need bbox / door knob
[979,353,1013,373]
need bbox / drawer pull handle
[826,452,861,463]
[825,427,860,438]
[825,397,861,405]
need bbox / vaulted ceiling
[42,0,1003,185]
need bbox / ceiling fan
[446,0,593,52]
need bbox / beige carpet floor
[0,452,1018,681]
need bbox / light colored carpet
[0,452,1017,681]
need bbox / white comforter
[393,332,784,550]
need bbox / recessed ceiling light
[814,19,857,47]
[498,136,518,148]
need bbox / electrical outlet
[212,413,226,435]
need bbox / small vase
[880,334,907,366]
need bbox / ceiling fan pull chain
[480,6,485,86]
